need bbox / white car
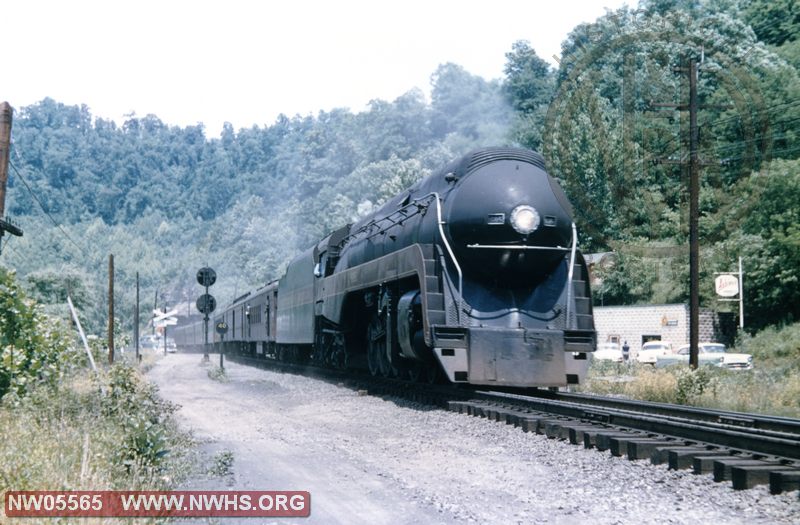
[636,341,673,365]
[657,343,753,370]
[593,342,624,362]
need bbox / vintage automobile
[139,335,160,352]
[656,343,753,370]
[593,342,624,362]
[636,341,673,365]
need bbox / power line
[704,99,800,129]
[8,159,87,255]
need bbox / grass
[580,322,800,417]
[0,363,193,524]
[207,366,228,383]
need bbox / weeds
[582,321,800,417]
[0,364,193,520]
[207,366,228,383]
[208,450,235,477]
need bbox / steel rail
[225,351,800,461]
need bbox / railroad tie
[567,425,610,445]
[770,470,800,495]
[731,465,800,491]
[584,430,636,450]
[667,446,723,470]
[713,459,782,483]
[649,445,701,465]
[626,439,684,460]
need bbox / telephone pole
[0,101,23,253]
[654,57,707,369]
[687,58,701,371]
[135,272,140,362]
[108,254,115,364]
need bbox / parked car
[593,342,624,362]
[656,343,753,370]
[139,335,160,352]
[636,341,673,365]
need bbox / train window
[315,251,330,278]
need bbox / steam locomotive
[173,147,596,388]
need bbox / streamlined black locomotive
[173,147,596,388]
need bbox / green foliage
[583,357,798,416]
[734,321,800,363]
[208,450,234,477]
[741,0,800,46]
[5,0,800,336]
[674,366,717,404]
[708,159,800,329]
[503,41,554,150]
[0,267,80,398]
[101,364,176,470]
[8,66,511,337]
[207,366,228,383]
[0,366,191,495]
[594,251,658,304]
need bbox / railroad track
[224,352,800,497]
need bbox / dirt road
[148,354,800,525]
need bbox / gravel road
[148,354,800,525]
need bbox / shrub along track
[225,352,800,498]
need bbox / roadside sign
[196,294,217,314]
[715,274,739,297]
[197,267,217,287]
[215,321,229,335]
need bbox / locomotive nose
[444,159,574,286]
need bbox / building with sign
[593,304,736,359]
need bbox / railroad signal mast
[196,267,217,362]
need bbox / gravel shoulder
[148,353,800,525]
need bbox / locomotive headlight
[510,205,540,234]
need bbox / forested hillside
[3,0,798,335]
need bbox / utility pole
[153,290,158,336]
[108,254,115,364]
[0,101,23,253]
[163,304,168,356]
[654,57,708,369]
[688,58,700,370]
[135,272,140,362]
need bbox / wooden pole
[688,59,700,370]
[0,102,11,220]
[0,102,22,252]
[108,254,114,364]
[135,272,140,362]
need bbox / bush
[0,365,191,499]
[583,351,799,417]
[674,366,717,405]
[0,268,81,398]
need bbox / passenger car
[656,343,753,370]
[593,342,623,362]
[636,341,673,365]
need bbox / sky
[3,0,630,137]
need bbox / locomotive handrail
[430,191,463,324]
[465,244,571,251]
[565,222,577,327]
[333,191,464,323]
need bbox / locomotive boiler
[175,147,596,388]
